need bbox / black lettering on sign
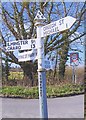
[18,46,21,50]
[59,19,64,25]
[55,27,59,32]
[31,40,35,48]
[24,40,28,45]
[6,42,10,46]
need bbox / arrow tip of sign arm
[67,16,76,27]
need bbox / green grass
[0,86,38,98]
[0,83,84,98]
[46,84,84,97]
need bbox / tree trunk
[20,62,35,87]
[58,40,69,81]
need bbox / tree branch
[2,7,20,40]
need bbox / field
[1,66,84,98]
[2,66,84,86]
[8,72,24,80]
[65,66,84,83]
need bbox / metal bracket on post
[34,10,48,119]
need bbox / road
[0,95,84,118]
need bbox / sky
[1,0,86,2]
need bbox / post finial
[34,10,46,22]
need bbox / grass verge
[0,84,84,99]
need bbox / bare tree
[1,2,86,85]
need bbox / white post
[35,11,48,118]
[72,63,76,84]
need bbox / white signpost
[34,10,76,119]
[34,10,48,118]
[5,9,76,119]
[6,39,37,51]
[41,16,76,37]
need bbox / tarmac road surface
[0,95,84,118]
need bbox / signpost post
[34,10,48,118]
[5,9,76,119]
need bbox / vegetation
[1,66,84,98]
[2,66,84,87]
[8,72,23,80]
[2,56,11,82]
[0,83,84,99]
